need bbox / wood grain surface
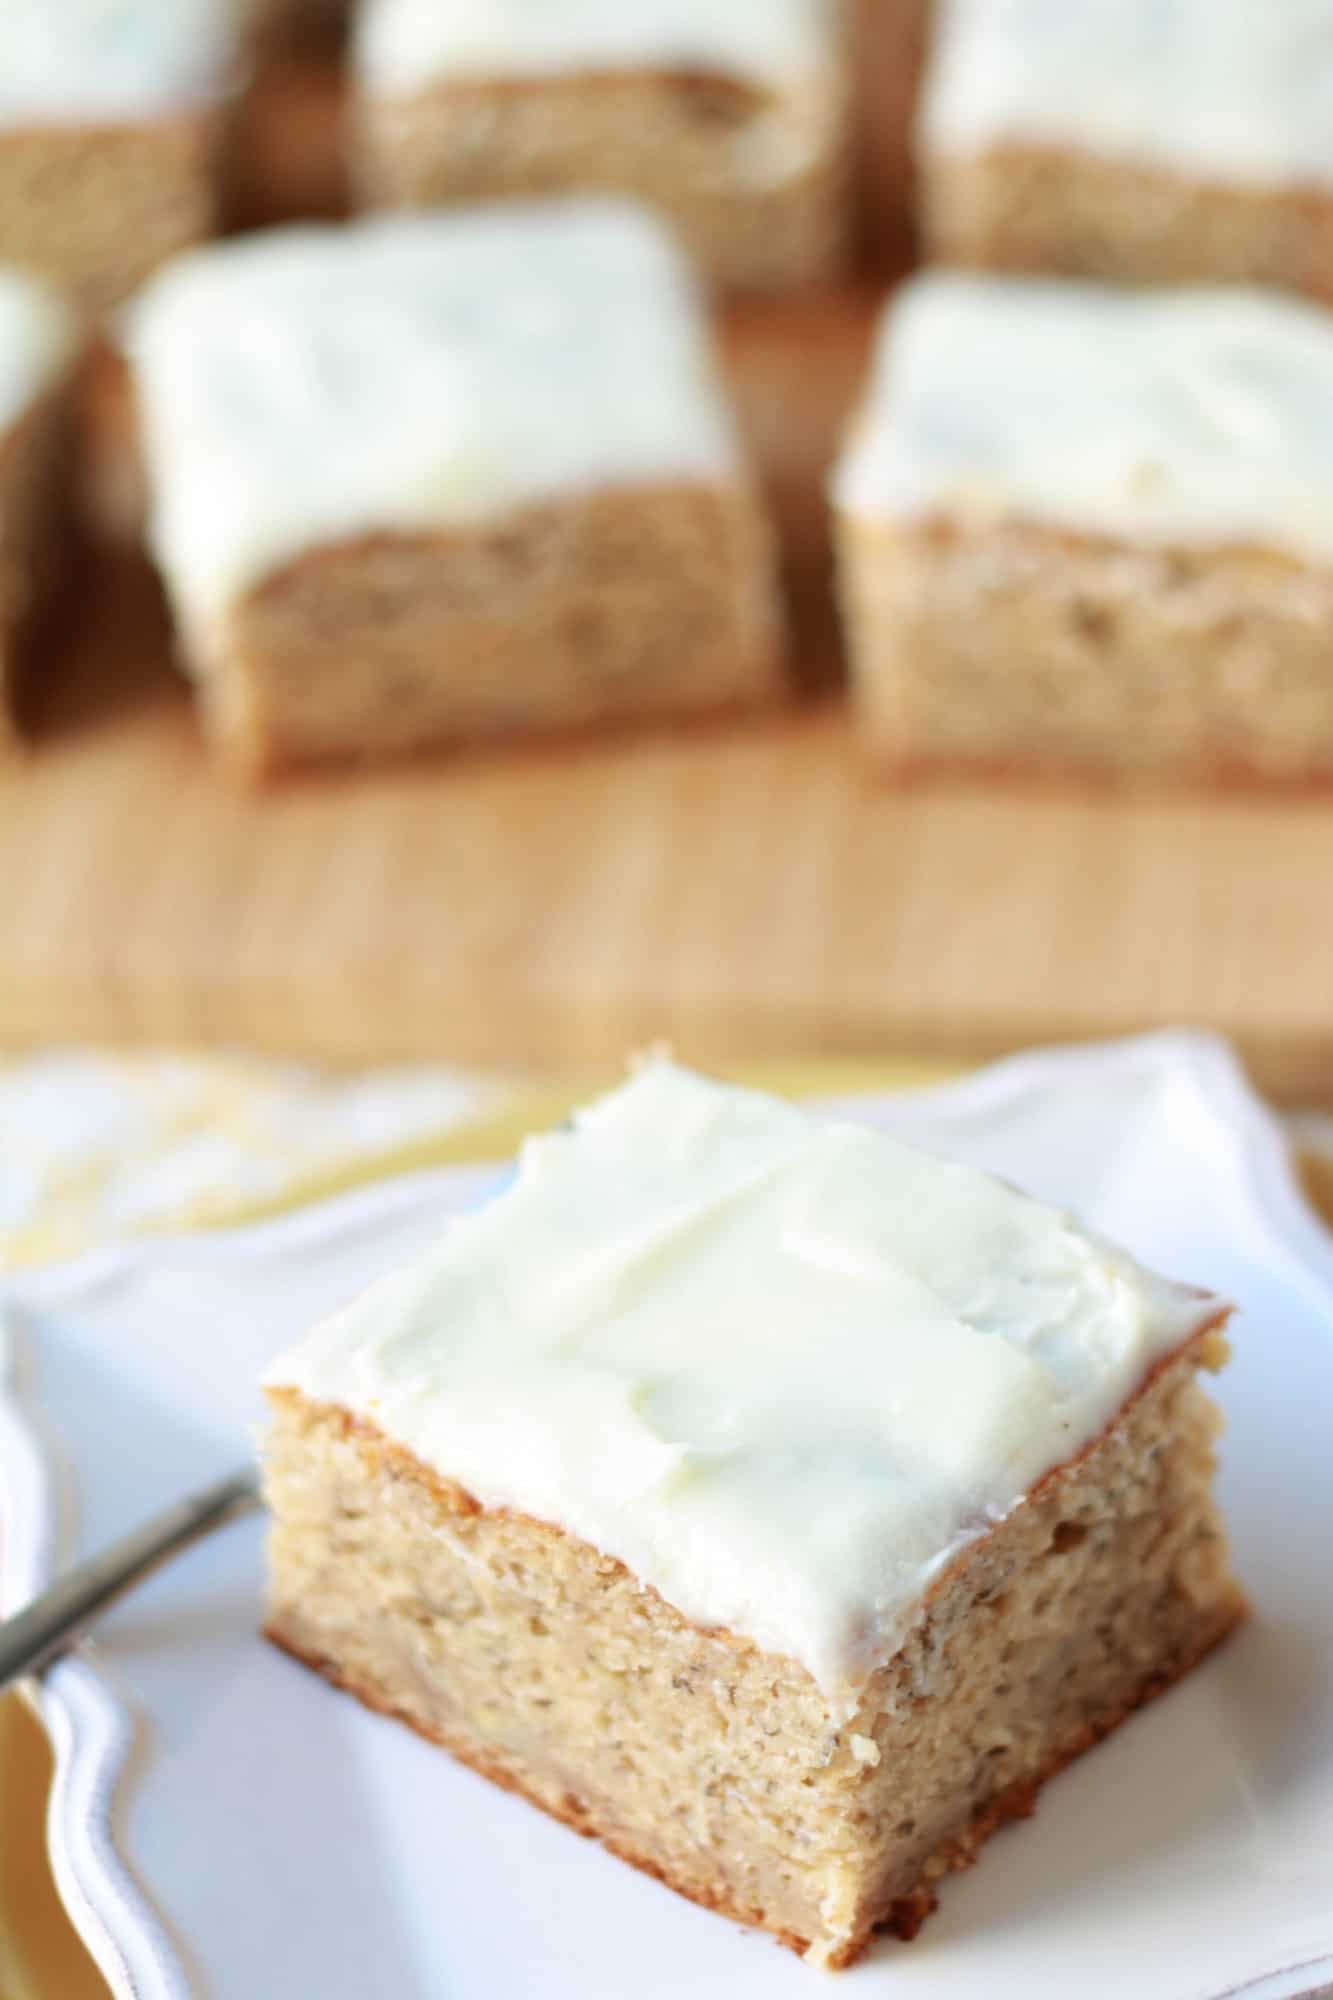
[6,6,1333,1102]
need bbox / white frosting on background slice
[0,266,78,429]
[834,273,1333,562]
[356,0,836,96]
[921,0,1333,190]
[265,1061,1219,1706]
[0,0,241,128]
[125,201,741,627]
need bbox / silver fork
[0,1467,262,1692]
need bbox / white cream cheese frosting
[921,0,1333,191]
[0,266,78,430]
[125,201,742,629]
[355,0,837,96]
[0,0,241,128]
[264,1061,1220,1708]
[833,273,1333,562]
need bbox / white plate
[4,1033,1333,2000]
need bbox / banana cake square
[0,0,243,315]
[349,0,851,293]
[124,200,783,775]
[919,0,1333,298]
[834,272,1333,781]
[261,1061,1243,1970]
[0,265,78,748]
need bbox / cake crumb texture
[0,119,224,314]
[195,483,781,774]
[841,517,1333,780]
[923,143,1333,299]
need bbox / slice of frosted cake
[125,200,782,775]
[834,272,1333,781]
[918,0,1333,298]
[261,1061,1243,1969]
[0,0,242,314]
[350,0,851,293]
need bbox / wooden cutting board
[5,21,1333,1103]
[7,482,1333,1100]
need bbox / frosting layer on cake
[922,0,1333,191]
[835,273,1333,563]
[265,1061,1220,1704]
[0,0,240,127]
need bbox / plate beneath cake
[4,1033,1333,2000]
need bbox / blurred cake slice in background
[125,200,784,776]
[262,1059,1244,1969]
[919,0,1333,298]
[0,0,247,315]
[0,265,78,747]
[350,0,852,293]
[834,272,1333,781]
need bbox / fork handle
[0,1469,261,1693]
